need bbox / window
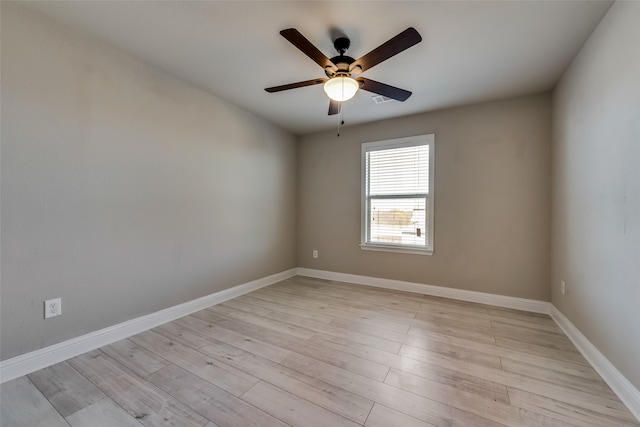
[361,134,434,255]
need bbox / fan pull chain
[337,105,345,137]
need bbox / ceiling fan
[265,27,422,115]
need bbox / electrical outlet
[44,298,62,319]
[312,250,318,259]
[560,280,566,295]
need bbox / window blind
[364,142,430,248]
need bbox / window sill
[359,243,433,256]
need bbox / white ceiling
[22,1,612,135]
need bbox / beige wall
[298,94,551,300]
[0,4,297,360]
[551,1,640,388]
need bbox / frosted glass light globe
[323,76,359,102]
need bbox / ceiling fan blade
[357,77,412,102]
[280,28,337,72]
[350,27,422,74]
[328,99,341,115]
[265,78,327,93]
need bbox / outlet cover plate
[45,298,62,319]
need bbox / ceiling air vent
[372,95,394,104]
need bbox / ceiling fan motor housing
[326,56,355,77]
[324,36,357,78]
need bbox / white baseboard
[296,268,551,314]
[0,268,297,384]
[550,306,640,421]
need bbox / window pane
[369,197,427,246]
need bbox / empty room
[1,1,639,426]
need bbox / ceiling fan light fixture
[323,76,359,102]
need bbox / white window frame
[360,134,435,255]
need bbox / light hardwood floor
[2,276,639,426]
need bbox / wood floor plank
[315,311,476,356]
[490,317,564,334]
[249,288,411,334]
[68,350,209,427]
[153,321,217,350]
[219,299,273,317]
[241,380,362,427]
[281,352,504,427]
[508,387,640,426]
[307,334,511,404]
[326,309,413,334]
[414,307,494,328]
[66,398,144,427]
[129,329,259,397]
[263,309,403,353]
[147,365,288,427]
[326,281,431,305]
[27,361,106,417]
[252,285,351,312]
[197,337,374,424]
[322,288,423,313]
[495,336,589,365]
[344,302,419,319]
[180,309,390,381]
[417,299,495,319]
[212,297,403,354]
[385,368,567,427]
[419,296,493,316]
[402,324,599,379]
[399,331,503,369]
[291,337,390,381]
[307,279,429,309]
[0,377,70,427]
[207,304,317,340]
[186,309,390,382]
[100,339,169,377]
[365,403,438,427]
[327,316,412,342]
[174,315,293,363]
[268,284,419,318]
[237,294,338,324]
[150,308,373,422]
[500,356,618,399]
[398,343,636,421]
[407,320,499,345]
[490,323,580,353]
[488,306,555,323]
[341,304,495,344]
[398,320,602,381]
[191,308,303,351]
